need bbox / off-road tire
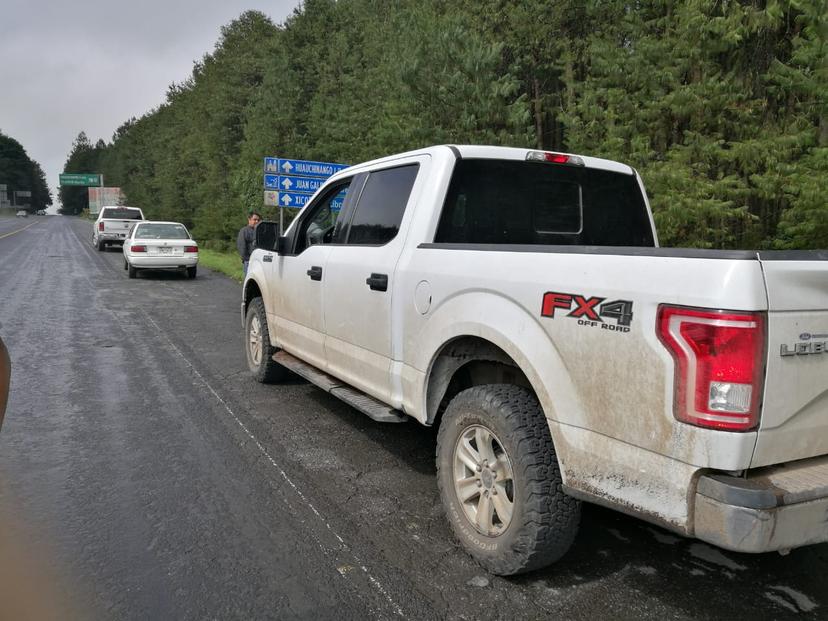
[186,266,197,279]
[127,264,137,279]
[245,297,289,383]
[436,384,580,575]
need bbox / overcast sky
[0,0,302,210]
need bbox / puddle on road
[766,585,818,613]
[687,543,747,572]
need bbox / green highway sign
[59,173,102,186]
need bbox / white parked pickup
[242,145,828,575]
[93,205,144,250]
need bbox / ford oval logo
[800,333,812,340]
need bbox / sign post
[263,157,347,234]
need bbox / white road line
[139,309,406,618]
[71,217,406,616]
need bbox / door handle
[307,265,323,281]
[366,273,388,291]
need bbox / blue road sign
[276,191,313,208]
[278,158,347,178]
[264,157,348,208]
[264,174,328,193]
[278,175,325,193]
[263,157,346,177]
[271,191,345,210]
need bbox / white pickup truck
[92,205,145,250]
[242,145,828,575]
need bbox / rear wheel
[244,297,288,383]
[127,264,137,279]
[96,238,105,251]
[186,266,197,279]
[436,384,580,575]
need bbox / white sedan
[122,221,199,279]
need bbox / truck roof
[336,145,635,177]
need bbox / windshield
[435,159,655,247]
[134,223,190,239]
[102,208,142,220]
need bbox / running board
[273,351,407,423]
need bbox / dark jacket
[237,225,256,262]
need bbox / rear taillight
[130,245,147,253]
[657,305,766,431]
[184,246,198,253]
[98,222,104,231]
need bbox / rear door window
[342,165,419,246]
[435,159,654,247]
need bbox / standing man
[237,210,261,276]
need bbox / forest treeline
[60,0,827,249]
[0,131,52,211]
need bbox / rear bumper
[100,232,128,242]
[694,455,828,552]
[130,255,198,269]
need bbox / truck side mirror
[276,235,290,255]
[255,221,279,252]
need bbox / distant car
[15,210,27,218]
[122,221,198,279]
[36,210,46,216]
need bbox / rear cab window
[102,208,143,220]
[435,159,654,247]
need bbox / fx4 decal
[541,291,634,332]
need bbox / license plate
[159,247,172,255]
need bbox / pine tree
[0,131,52,211]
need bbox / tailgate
[752,252,828,467]
[105,219,134,233]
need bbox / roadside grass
[199,248,243,281]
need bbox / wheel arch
[241,278,264,327]
[419,300,584,425]
[422,331,581,469]
[415,293,588,475]
[425,336,532,427]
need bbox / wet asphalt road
[0,215,825,620]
